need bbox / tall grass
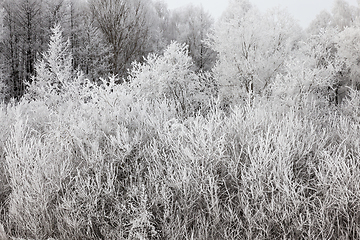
[0,92,359,239]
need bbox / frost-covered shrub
[128,42,216,117]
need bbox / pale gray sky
[164,0,358,28]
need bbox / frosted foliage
[210,0,300,101]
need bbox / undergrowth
[0,91,359,240]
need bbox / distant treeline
[0,0,215,100]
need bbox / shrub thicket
[1,87,360,240]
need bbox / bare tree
[2,0,43,98]
[89,0,151,78]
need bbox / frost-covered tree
[335,26,360,89]
[27,24,73,99]
[26,23,94,107]
[271,30,344,107]
[170,5,216,71]
[300,1,360,105]
[331,0,359,30]
[128,42,216,116]
[150,0,172,52]
[307,10,333,35]
[149,3,216,71]
[209,0,301,103]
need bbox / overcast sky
[164,0,359,28]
